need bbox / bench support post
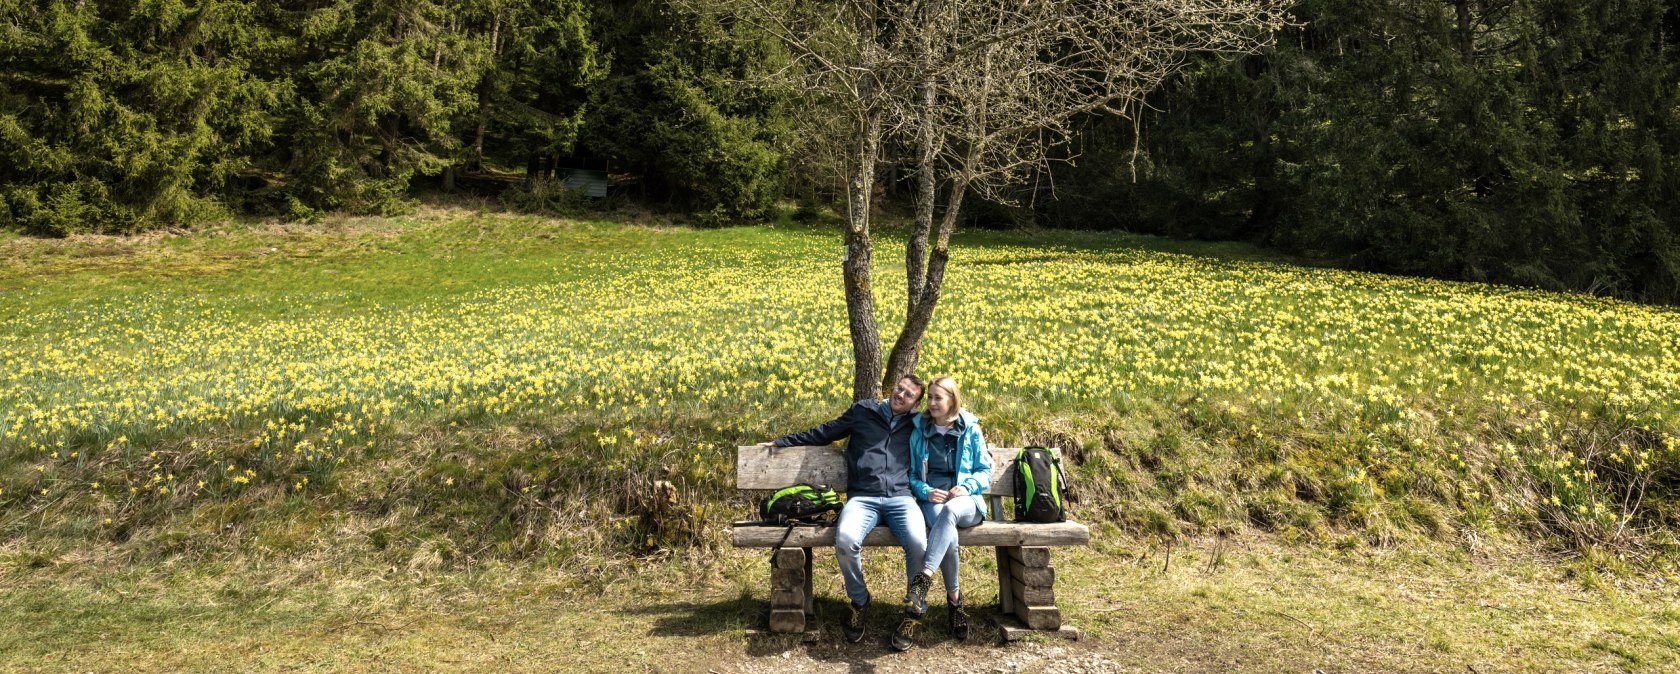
[1006,546,1061,630]
[996,546,1016,615]
[803,547,814,618]
[769,547,811,633]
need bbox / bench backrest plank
[735,445,1059,498]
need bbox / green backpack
[758,483,843,526]
[1012,447,1068,523]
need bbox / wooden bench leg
[803,546,815,618]
[1007,546,1061,630]
[770,547,809,633]
[996,546,1016,615]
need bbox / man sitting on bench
[756,375,929,650]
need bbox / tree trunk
[374,114,399,179]
[906,2,939,317]
[905,96,936,313]
[472,8,500,173]
[884,174,969,387]
[1453,0,1476,67]
[845,5,885,401]
[886,38,989,388]
[845,113,884,400]
[472,81,491,172]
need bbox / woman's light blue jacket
[909,409,992,518]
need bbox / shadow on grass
[622,594,759,638]
[965,254,1069,267]
[625,594,1001,673]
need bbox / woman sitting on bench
[905,375,992,641]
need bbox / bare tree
[884,1,1292,390]
[700,0,1292,400]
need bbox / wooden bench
[731,445,1089,637]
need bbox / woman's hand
[949,485,968,498]
[928,489,950,504]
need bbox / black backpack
[758,483,843,526]
[1012,447,1068,523]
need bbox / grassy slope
[4,541,1676,672]
[2,207,1679,672]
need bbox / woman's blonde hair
[929,376,963,424]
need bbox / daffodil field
[2,213,1678,559]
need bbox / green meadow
[2,208,1678,671]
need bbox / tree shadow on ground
[620,594,760,639]
[964,254,1069,267]
[624,594,1004,673]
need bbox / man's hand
[755,441,776,448]
[928,489,950,504]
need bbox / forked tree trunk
[885,39,992,389]
[884,173,970,388]
[905,0,941,315]
[844,115,883,401]
[844,7,885,401]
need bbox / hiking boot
[843,601,867,643]
[890,611,921,652]
[906,572,933,615]
[949,596,970,641]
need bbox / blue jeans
[834,495,927,607]
[920,496,983,601]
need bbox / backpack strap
[769,522,796,560]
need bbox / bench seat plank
[731,520,1089,548]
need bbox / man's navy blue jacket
[773,400,914,498]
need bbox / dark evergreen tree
[0,0,281,234]
[1518,0,1680,300]
[581,0,791,224]
[272,0,490,215]
[452,0,601,183]
[1044,0,1680,303]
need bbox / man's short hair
[898,374,926,401]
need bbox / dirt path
[719,640,1137,674]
